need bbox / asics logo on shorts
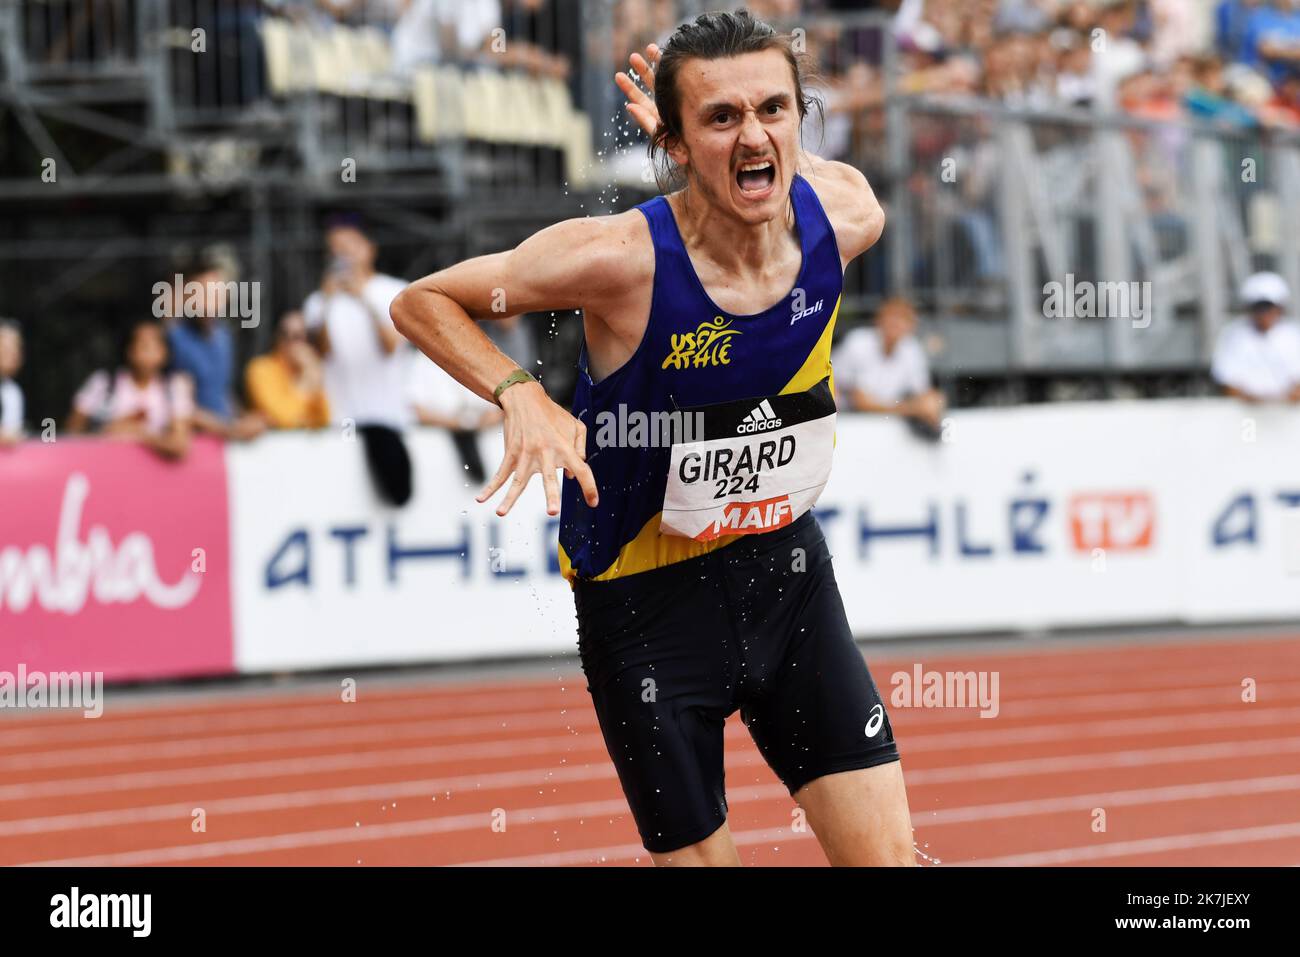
[737,399,782,434]
[865,704,885,738]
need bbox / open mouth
[736,160,776,195]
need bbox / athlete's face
[670,48,801,224]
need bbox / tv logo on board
[1068,492,1154,552]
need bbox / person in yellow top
[245,310,331,429]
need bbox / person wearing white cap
[1210,271,1300,403]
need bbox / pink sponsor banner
[0,436,234,681]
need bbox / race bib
[660,378,836,541]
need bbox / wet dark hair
[649,9,823,192]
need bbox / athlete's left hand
[477,380,598,518]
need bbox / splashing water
[913,840,942,865]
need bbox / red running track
[1,633,1297,866]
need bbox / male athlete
[391,10,915,866]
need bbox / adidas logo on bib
[737,400,782,434]
[659,378,837,543]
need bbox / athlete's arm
[390,216,642,517]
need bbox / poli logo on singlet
[660,380,837,542]
[661,317,742,370]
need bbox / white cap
[1240,272,1291,307]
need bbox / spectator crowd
[882,0,1300,129]
[2,239,1296,473]
[795,0,1300,140]
[0,220,510,505]
[262,0,577,78]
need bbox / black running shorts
[573,511,901,854]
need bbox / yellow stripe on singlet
[560,295,842,584]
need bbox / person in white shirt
[1212,271,1300,403]
[305,218,415,505]
[304,219,412,429]
[0,319,25,447]
[831,297,945,435]
[391,0,502,74]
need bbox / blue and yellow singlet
[558,172,844,583]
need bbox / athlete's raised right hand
[477,380,599,518]
[615,43,661,138]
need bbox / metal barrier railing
[15,0,141,80]
[889,94,1300,374]
[5,0,591,192]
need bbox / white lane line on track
[955,822,1300,866]
[901,704,1300,752]
[463,820,1300,868]
[885,680,1300,723]
[0,736,603,802]
[904,736,1300,785]
[959,663,1300,698]
[7,762,1300,849]
[5,697,1300,780]
[0,778,630,838]
[0,694,593,747]
[3,647,1295,746]
[6,677,1299,760]
[461,775,1300,864]
[25,773,1300,867]
[0,716,594,771]
[4,728,1300,804]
